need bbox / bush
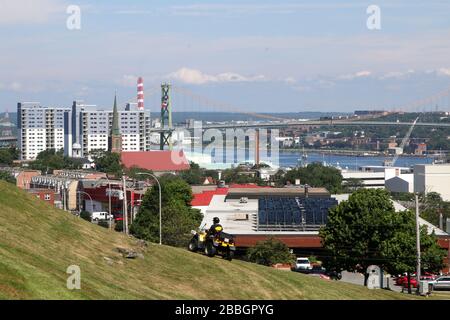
[246,237,295,266]
[80,211,92,222]
[115,220,123,232]
[97,220,110,229]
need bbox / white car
[430,276,450,291]
[91,211,113,221]
[295,257,312,271]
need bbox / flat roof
[226,187,329,199]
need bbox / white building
[72,101,151,158]
[17,100,151,160]
[17,102,71,160]
[341,165,414,192]
[414,164,450,201]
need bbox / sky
[1,0,450,113]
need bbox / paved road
[340,271,402,292]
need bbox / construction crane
[385,116,420,167]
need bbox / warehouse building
[414,164,450,201]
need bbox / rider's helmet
[213,217,220,224]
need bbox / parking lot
[339,272,450,295]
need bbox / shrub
[97,220,110,229]
[115,220,123,232]
[246,237,295,266]
[80,211,92,222]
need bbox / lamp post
[98,177,112,230]
[415,193,421,294]
[136,172,162,245]
[77,190,93,214]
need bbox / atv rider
[207,217,223,238]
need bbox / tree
[381,210,446,293]
[319,189,398,285]
[283,163,342,194]
[221,167,265,185]
[125,165,154,180]
[342,178,364,192]
[0,147,19,165]
[419,192,450,229]
[30,149,84,173]
[0,171,15,184]
[90,149,123,177]
[246,237,295,266]
[179,161,204,185]
[130,175,203,247]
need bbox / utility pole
[122,176,129,235]
[415,193,421,293]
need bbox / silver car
[431,276,450,290]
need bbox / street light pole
[136,172,162,245]
[77,190,93,213]
[96,177,113,229]
[415,193,421,293]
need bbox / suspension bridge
[121,80,450,150]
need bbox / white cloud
[378,70,415,80]
[338,70,372,80]
[169,3,364,17]
[0,0,65,25]
[437,68,450,76]
[0,81,23,91]
[284,77,297,84]
[167,67,267,85]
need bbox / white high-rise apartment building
[18,101,151,160]
[17,103,71,160]
[72,101,151,158]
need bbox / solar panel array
[258,197,338,231]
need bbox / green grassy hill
[0,181,420,300]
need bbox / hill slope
[0,181,416,300]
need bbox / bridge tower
[159,83,173,150]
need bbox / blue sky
[1,0,450,113]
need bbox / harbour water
[279,151,434,170]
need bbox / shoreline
[279,148,431,158]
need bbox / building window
[44,194,51,201]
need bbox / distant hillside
[0,181,421,299]
[163,112,351,124]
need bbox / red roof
[121,150,190,172]
[191,184,271,206]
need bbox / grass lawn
[0,181,434,300]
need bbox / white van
[92,211,113,221]
[295,257,312,271]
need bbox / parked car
[91,211,113,221]
[294,257,312,271]
[430,276,450,291]
[308,265,342,280]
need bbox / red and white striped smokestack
[137,77,144,110]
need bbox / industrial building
[414,164,450,201]
[341,165,414,193]
[192,185,450,270]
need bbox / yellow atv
[188,226,236,261]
